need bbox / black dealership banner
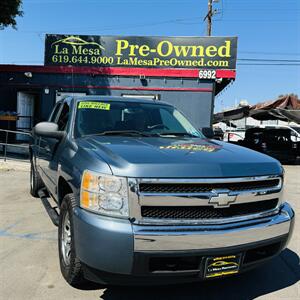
[45,34,237,69]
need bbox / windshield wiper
[158,132,199,138]
[83,131,198,138]
[93,130,156,137]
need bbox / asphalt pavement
[0,163,299,300]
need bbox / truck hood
[76,136,282,178]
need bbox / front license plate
[204,254,242,279]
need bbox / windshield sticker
[78,102,110,110]
[159,143,220,152]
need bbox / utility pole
[204,0,220,36]
[207,0,213,36]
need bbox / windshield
[74,100,202,138]
[291,127,300,134]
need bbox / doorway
[16,91,35,141]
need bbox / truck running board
[38,189,59,227]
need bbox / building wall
[0,69,215,130]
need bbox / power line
[214,19,299,22]
[17,16,204,33]
[5,58,300,65]
[3,60,300,67]
[239,51,300,56]
[238,58,300,62]
[237,63,300,66]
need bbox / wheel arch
[58,176,74,207]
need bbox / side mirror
[201,127,214,139]
[33,122,65,140]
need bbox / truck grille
[141,199,279,220]
[139,179,280,194]
[131,176,283,224]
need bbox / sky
[0,0,299,112]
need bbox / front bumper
[73,202,294,284]
[133,203,294,251]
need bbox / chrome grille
[129,176,283,225]
[139,179,280,194]
[141,199,279,220]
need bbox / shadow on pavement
[283,157,300,166]
[0,152,30,162]
[100,249,300,300]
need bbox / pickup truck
[30,96,294,287]
[232,128,299,164]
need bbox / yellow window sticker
[78,101,110,110]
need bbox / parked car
[223,131,245,142]
[237,127,299,164]
[290,126,300,141]
[212,127,224,140]
[30,96,294,287]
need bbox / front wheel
[58,194,89,288]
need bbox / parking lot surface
[0,164,299,300]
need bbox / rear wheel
[30,159,44,197]
[58,194,89,288]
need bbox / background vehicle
[212,127,224,140]
[223,131,245,142]
[290,126,300,141]
[261,125,300,142]
[30,96,294,287]
[235,127,299,164]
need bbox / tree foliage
[0,0,23,29]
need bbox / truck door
[37,101,70,198]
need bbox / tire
[58,194,89,288]
[30,159,44,197]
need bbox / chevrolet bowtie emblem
[209,190,237,207]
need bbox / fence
[0,129,32,162]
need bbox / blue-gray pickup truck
[30,96,294,287]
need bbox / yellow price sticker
[78,101,110,110]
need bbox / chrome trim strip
[139,191,281,207]
[134,208,280,225]
[133,203,293,251]
[138,177,282,196]
[138,175,281,185]
[139,188,281,197]
[128,178,142,221]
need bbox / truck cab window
[57,103,70,131]
[49,103,62,123]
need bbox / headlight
[80,170,129,218]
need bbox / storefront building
[0,35,237,136]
